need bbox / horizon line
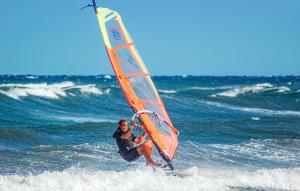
[0,74,300,78]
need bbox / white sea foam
[212,83,273,97]
[0,83,68,99]
[76,85,102,95]
[268,86,291,93]
[182,74,188,78]
[54,115,117,123]
[104,75,112,79]
[0,82,110,100]
[187,86,235,91]
[277,86,290,93]
[0,167,299,191]
[211,83,291,97]
[25,75,39,79]
[201,100,300,117]
[158,89,177,94]
[251,117,260,121]
[209,139,300,164]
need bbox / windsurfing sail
[90,1,179,165]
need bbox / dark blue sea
[0,75,299,191]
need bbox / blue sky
[0,0,299,75]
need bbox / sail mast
[91,0,98,14]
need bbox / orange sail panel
[96,8,178,162]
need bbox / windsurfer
[113,119,158,166]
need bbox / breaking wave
[251,117,260,121]
[52,115,117,123]
[211,83,291,97]
[104,75,112,79]
[0,167,299,191]
[25,75,39,80]
[158,89,177,94]
[186,86,235,91]
[201,100,300,117]
[0,82,110,100]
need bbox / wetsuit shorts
[119,147,142,162]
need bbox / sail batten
[112,42,135,51]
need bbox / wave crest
[201,100,300,117]
[211,83,291,97]
[158,89,177,94]
[0,82,110,100]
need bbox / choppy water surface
[0,75,299,191]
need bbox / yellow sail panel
[95,7,178,162]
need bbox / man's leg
[136,140,155,166]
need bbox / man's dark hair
[118,119,127,126]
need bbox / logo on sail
[108,28,122,40]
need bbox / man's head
[118,119,128,132]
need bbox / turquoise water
[0,75,299,190]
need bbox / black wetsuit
[113,128,142,162]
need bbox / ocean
[0,75,299,191]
